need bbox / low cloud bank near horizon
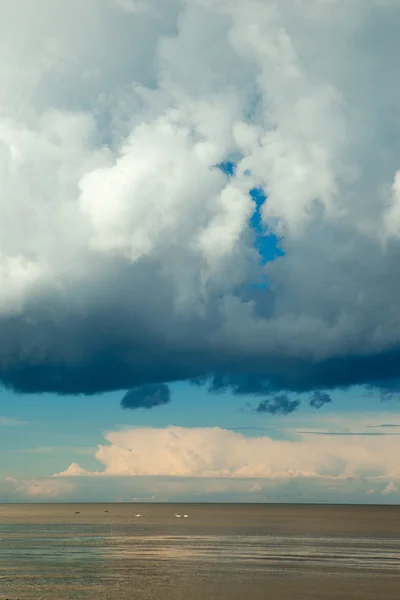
[53,424,400,486]
[1,1,400,401]
[4,415,400,502]
[5,476,75,500]
[6,472,397,504]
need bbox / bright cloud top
[0,0,400,397]
[54,425,400,484]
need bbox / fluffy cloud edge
[52,425,400,484]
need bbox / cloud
[256,394,300,415]
[379,390,400,401]
[0,1,400,398]
[55,462,91,476]
[299,431,400,437]
[53,424,400,483]
[366,424,400,428]
[121,384,171,410]
[309,391,332,409]
[382,481,396,495]
[5,476,75,499]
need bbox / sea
[0,503,399,599]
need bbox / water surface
[1,503,399,599]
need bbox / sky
[1,0,400,503]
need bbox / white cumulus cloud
[54,425,400,483]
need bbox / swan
[183,514,188,518]
[175,514,181,518]
[135,514,142,517]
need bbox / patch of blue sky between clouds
[217,160,284,274]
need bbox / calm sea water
[0,503,399,599]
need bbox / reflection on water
[107,534,400,569]
[1,504,400,599]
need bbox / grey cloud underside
[309,391,332,409]
[1,0,400,399]
[121,384,171,410]
[4,290,400,396]
[256,394,300,415]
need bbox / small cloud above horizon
[366,424,400,428]
[256,395,301,415]
[5,476,75,499]
[121,384,171,411]
[309,391,332,410]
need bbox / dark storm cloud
[121,384,171,410]
[0,260,215,395]
[2,1,400,409]
[309,391,332,409]
[4,291,400,400]
[255,395,301,415]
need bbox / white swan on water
[135,514,142,517]
[175,514,181,518]
[183,514,188,518]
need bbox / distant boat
[135,514,142,517]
